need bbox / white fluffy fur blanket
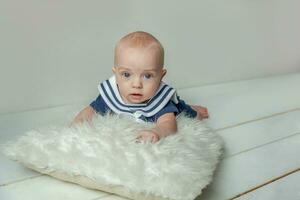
[2,115,223,200]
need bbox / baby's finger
[136,132,146,139]
[151,136,159,143]
[136,136,146,143]
[201,110,208,114]
[203,114,209,119]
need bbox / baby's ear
[112,67,117,73]
[162,68,167,77]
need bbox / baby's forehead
[116,43,163,63]
[118,46,160,58]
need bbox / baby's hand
[136,130,160,144]
[191,105,209,120]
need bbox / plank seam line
[229,168,300,200]
[0,174,44,187]
[0,103,81,117]
[223,131,300,159]
[89,193,111,200]
[215,107,300,132]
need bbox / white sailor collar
[97,76,178,118]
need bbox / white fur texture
[3,115,223,200]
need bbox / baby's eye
[143,73,153,79]
[121,72,131,78]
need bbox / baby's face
[113,47,166,104]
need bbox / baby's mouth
[130,93,143,99]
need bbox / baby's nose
[132,78,143,88]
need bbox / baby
[72,31,208,143]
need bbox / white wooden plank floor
[236,170,300,200]
[1,73,300,200]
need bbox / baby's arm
[71,106,96,126]
[136,113,177,143]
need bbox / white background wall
[0,0,300,114]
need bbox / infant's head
[112,31,166,104]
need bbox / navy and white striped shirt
[90,76,197,122]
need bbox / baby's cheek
[148,84,160,95]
